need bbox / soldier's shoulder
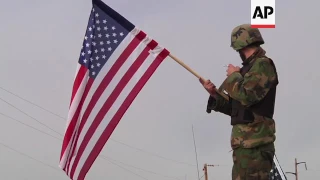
[252,56,276,70]
[254,56,273,64]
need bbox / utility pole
[285,158,307,180]
[203,164,208,180]
[203,163,219,180]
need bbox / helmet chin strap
[239,51,247,61]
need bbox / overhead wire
[0,86,66,120]
[0,96,62,137]
[0,140,150,180]
[0,112,61,141]
[105,158,149,180]
[0,111,182,180]
[103,156,180,180]
[0,142,61,172]
[0,86,195,167]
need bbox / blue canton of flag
[79,6,129,78]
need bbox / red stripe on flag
[62,78,93,171]
[64,31,146,174]
[60,77,93,160]
[60,66,89,159]
[69,66,87,107]
[78,48,169,180]
[70,40,159,179]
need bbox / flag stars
[78,11,130,78]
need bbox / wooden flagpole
[168,54,229,100]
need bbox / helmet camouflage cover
[230,24,264,51]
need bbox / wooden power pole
[285,158,307,180]
[203,163,219,180]
[203,164,208,180]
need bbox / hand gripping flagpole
[168,54,229,100]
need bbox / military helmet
[230,24,264,51]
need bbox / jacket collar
[242,47,266,65]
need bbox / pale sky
[0,0,319,179]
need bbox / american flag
[270,155,287,180]
[59,0,169,179]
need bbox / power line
[0,140,149,180]
[0,86,66,119]
[103,155,180,180]
[0,86,195,167]
[0,96,62,137]
[1,111,183,180]
[105,158,149,180]
[110,138,195,167]
[0,142,61,172]
[0,112,62,141]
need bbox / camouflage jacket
[208,48,278,149]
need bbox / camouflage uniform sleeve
[206,94,231,116]
[223,58,277,107]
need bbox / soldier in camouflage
[200,24,279,180]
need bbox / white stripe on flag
[73,43,160,180]
[60,28,139,170]
[67,30,160,179]
[274,156,286,180]
[60,70,89,168]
